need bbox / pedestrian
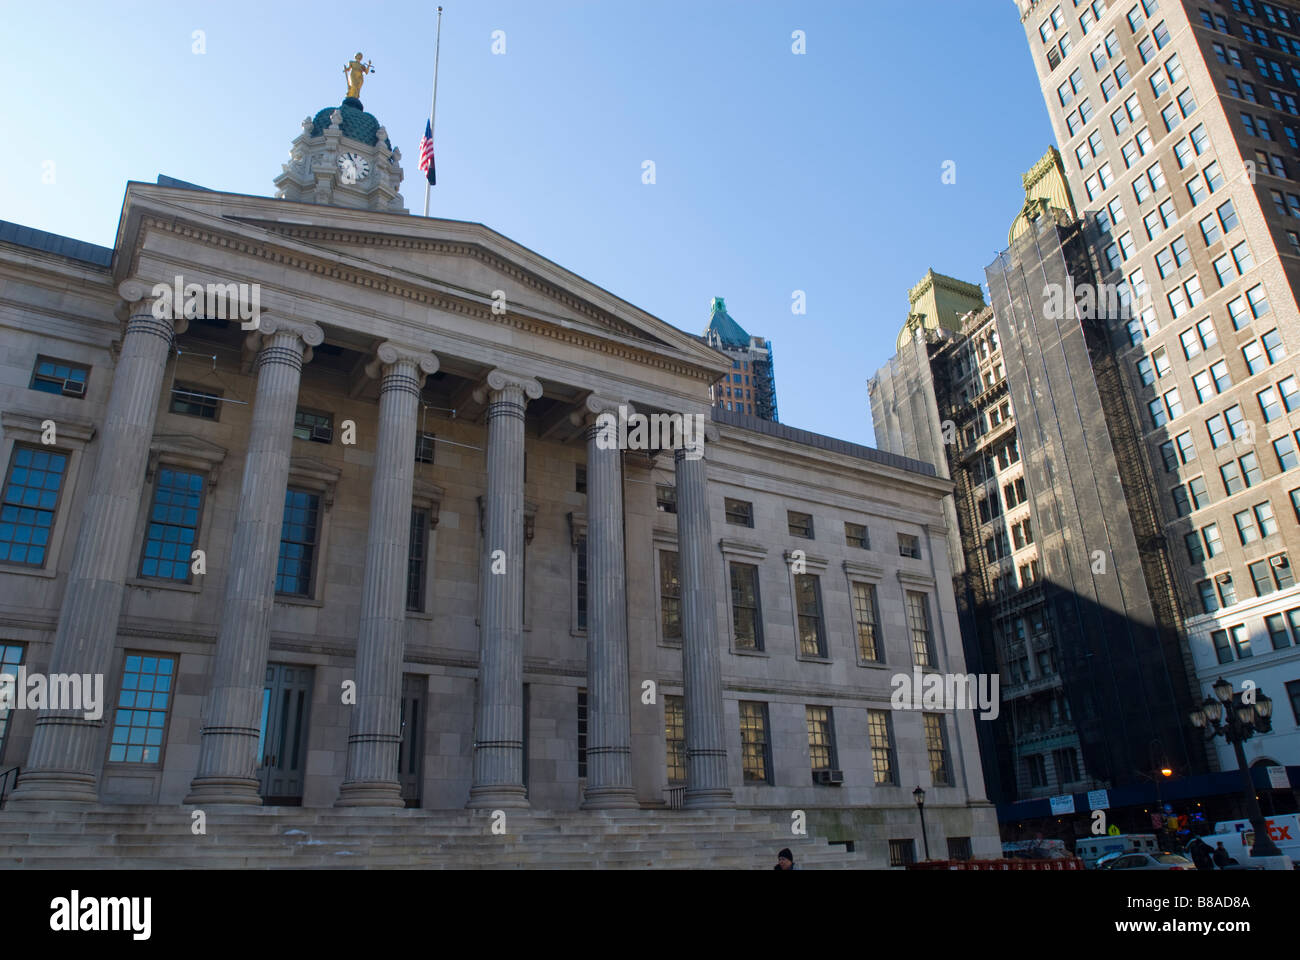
[1188,838,1214,871]
[774,847,797,870]
[1212,841,1232,868]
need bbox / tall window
[107,654,176,764]
[867,709,897,785]
[845,522,869,549]
[787,510,814,539]
[415,432,436,464]
[575,536,588,631]
[577,688,588,779]
[655,484,677,514]
[730,562,762,650]
[0,445,68,568]
[139,468,204,582]
[276,488,320,596]
[664,694,685,783]
[1053,747,1080,784]
[659,550,681,642]
[739,701,772,784]
[407,507,428,612]
[906,592,937,667]
[724,497,753,526]
[0,643,24,761]
[805,705,837,774]
[924,713,952,786]
[794,574,826,657]
[852,582,882,662]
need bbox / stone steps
[0,806,852,869]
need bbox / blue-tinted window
[107,654,175,764]
[0,445,68,567]
[140,469,204,581]
[276,488,320,596]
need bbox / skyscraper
[703,297,779,421]
[1015,0,1300,774]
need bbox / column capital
[364,341,439,382]
[118,277,188,336]
[473,369,543,404]
[571,395,635,429]
[257,313,325,348]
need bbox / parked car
[1105,852,1194,871]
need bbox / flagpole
[424,5,443,217]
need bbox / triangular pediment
[116,184,733,386]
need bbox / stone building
[0,90,997,865]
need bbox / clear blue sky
[3,0,1054,447]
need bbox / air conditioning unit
[61,379,85,397]
[813,769,844,786]
[1271,555,1289,569]
[311,424,333,443]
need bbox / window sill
[796,654,834,665]
[0,562,58,580]
[856,659,891,670]
[127,576,203,594]
[658,638,683,650]
[731,646,769,658]
[407,609,434,621]
[275,594,324,608]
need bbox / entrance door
[398,674,425,808]
[257,663,314,804]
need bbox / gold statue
[343,53,375,99]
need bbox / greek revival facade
[0,97,997,859]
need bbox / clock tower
[274,95,407,213]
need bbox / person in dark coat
[1188,838,1214,871]
[1212,842,1233,868]
[774,848,797,870]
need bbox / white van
[1212,815,1300,863]
[1076,834,1159,869]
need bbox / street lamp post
[1189,677,1281,859]
[913,785,931,861]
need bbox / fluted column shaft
[186,316,322,805]
[11,282,182,804]
[338,345,437,807]
[581,402,637,808]
[675,446,734,808]
[468,371,540,809]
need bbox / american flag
[418,119,436,186]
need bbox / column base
[581,786,641,810]
[5,770,99,805]
[183,777,263,807]
[684,787,735,809]
[336,780,406,808]
[465,784,530,810]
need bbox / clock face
[338,152,370,184]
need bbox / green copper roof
[705,296,751,349]
[311,98,392,149]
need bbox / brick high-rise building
[703,297,779,421]
[1014,0,1300,775]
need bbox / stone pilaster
[577,397,638,808]
[9,280,186,804]
[467,369,542,809]
[185,314,324,806]
[337,343,438,807]
[675,435,734,808]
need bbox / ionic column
[337,343,438,807]
[578,397,638,809]
[467,369,541,809]
[9,280,186,804]
[675,434,734,808]
[185,314,324,806]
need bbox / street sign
[1050,794,1075,815]
[1087,789,1109,811]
